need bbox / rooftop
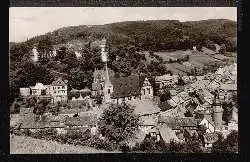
[158,124,179,143]
[158,116,198,130]
[30,83,47,90]
[133,99,160,116]
[51,78,67,86]
[219,83,237,91]
[65,115,97,127]
[110,75,141,99]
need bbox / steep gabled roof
[158,124,179,143]
[51,78,67,86]
[110,75,141,98]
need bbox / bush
[86,135,117,151]
[98,103,140,145]
[118,142,130,152]
[14,103,20,113]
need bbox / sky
[9,7,237,42]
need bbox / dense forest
[9,19,237,105]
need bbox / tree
[168,140,184,153]
[37,36,53,65]
[211,131,238,153]
[211,133,225,153]
[55,46,67,62]
[219,44,226,54]
[184,110,193,117]
[177,77,185,86]
[160,89,171,102]
[222,102,233,124]
[96,94,103,105]
[33,99,49,115]
[223,131,238,153]
[197,124,207,136]
[98,103,140,145]
[181,134,203,153]
[68,68,86,90]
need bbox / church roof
[110,75,141,98]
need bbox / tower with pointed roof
[100,38,113,103]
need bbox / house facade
[50,78,68,103]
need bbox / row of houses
[17,107,98,136]
[20,78,68,103]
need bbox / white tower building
[31,46,39,63]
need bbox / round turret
[212,91,223,130]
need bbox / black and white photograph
[9,7,237,154]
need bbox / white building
[30,83,48,96]
[20,88,31,97]
[31,46,39,63]
[50,78,68,103]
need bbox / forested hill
[11,19,236,51]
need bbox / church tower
[100,38,113,103]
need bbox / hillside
[10,135,120,154]
[9,19,237,105]
[11,19,236,50]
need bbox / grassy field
[154,49,235,76]
[10,135,120,154]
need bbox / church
[91,38,153,104]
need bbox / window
[58,87,60,89]
[108,89,110,94]
[62,86,65,89]
[147,88,150,94]
[143,89,145,95]
[128,96,131,100]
